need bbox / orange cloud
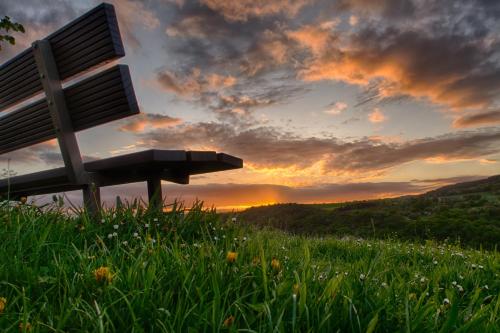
[452,110,500,128]
[200,0,312,22]
[156,69,237,98]
[368,108,387,123]
[295,29,500,110]
[119,113,182,133]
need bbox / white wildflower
[359,274,366,281]
[113,224,119,230]
[443,298,450,305]
[122,241,128,246]
[144,223,149,228]
[112,232,118,237]
[133,232,139,238]
[107,234,113,239]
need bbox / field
[0,201,499,332]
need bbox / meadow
[0,200,499,332]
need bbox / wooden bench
[0,3,243,213]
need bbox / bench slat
[0,65,138,154]
[0,3,124,111]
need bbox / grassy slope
[236,175,500,248]
[0,203,499,332]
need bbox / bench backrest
[0,3,139,182]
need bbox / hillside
[235,175,500,248]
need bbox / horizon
[1,0,500,208]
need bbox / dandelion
[443,298,450,305]
[433,260,438,265]
[227,251,238,263]
[0,297,6,314]
[271,258,281,271]
[252,256,260,266]
[113,224,119,230]
[94,266,113,284]
[359,274,366,281]
[452,281,457,286]
[19,322,32,332]
[100,219,105,224]
[243,237,247,241]
[420,277,426,283]
[223,315,235,328]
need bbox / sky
[1,0,500,209]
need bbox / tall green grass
[0,201,498,332]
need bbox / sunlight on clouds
[368,108,387,123]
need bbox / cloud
[453,110,500,128]
[109,0,160,49]
[119,113,183,133]
[298,28,500,110]
[325,102,348,115]
[199,0,312,22]
[0,0,78,60]
[368,108,387,123]
[138,121,500,174]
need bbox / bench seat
[0,149,242,198]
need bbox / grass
[0,201,499,332]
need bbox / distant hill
[425,174,500,197]
[233,175,500,248]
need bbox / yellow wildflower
[0,297,6,314]
[93,266,113,284]
[227,251,238,263]
[271,258,281,271]
[252,256,260,266]
[223,315,235,327]
[19,322,32,332]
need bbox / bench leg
[83,183,101,218]
[147,176,162,211]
